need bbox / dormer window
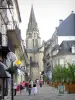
[72,45,75,53]
[28,33,32,37]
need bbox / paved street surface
[13,86,75,100]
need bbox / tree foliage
[52,64,75,83]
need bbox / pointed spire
[29,5,36,25]
[27,5,39,32]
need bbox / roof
[14,0,21,22]
[59,40,75,54]
[27,5,39,33]
[52,40,75,55]
[57,13,75,36]
[52,44,60,51]
[26,45,43,53]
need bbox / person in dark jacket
[25,82,29,92]
[28,83,32,95]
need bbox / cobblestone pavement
[7,86,75,100]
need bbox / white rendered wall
[58,36,75,45]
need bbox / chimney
[55,27,58,32]
[71,11,74,14]
[59,19,63,25]
[56,27,58,30]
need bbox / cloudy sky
[18,0,75,41]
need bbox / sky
[18,0,75,41]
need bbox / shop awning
[0,62,11,78]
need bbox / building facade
[26,6,44,81]
[43,12,75,75]
[0,0,28,99]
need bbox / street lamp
[7,52,16,100]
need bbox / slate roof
[52,44,60,51]
[57,13,75,36]
[26,45,43,53]
[59,41,75,54]
[52,41,75,55]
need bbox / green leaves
[7,66,17,74]
[52,64,75,83]
[43,75,49,82]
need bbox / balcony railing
[0,33,8,47]
[0,33,15,57]
[0,33,14,51]
[30,61,39,67]
[2,34,8,47]
[7,21,21,46]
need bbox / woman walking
[39,79,42,87]
[32,82,37,95]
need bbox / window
[35,39,38,47]
[59,59,64,66]
[33,39,34,47]
[29,33,32,37]
[30,56,32,62]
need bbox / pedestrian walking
[39,79,43,87]
[36,79,39,84]
[28,83,32,96]
[32,82,37,95]
[19,83,24,95]
[13,82,17,96]
[30,80,33,88]
[25,82,29,92]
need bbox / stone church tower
[26,6,44,81]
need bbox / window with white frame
[59,59,64,66]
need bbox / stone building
[51,12,75,67]
[43,12,75,75]
[0,1,28,99]
[26,6,44,81]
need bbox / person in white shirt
[30,80,33,88]
[32,82,37,95]
[13,82,17,96]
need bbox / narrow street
[13,86,75,100]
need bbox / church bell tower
[26,5,44,81]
